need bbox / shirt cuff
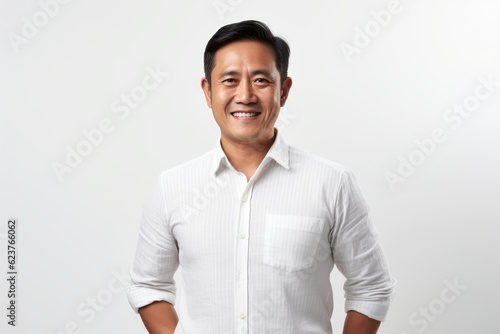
[345,298,392,322]
[127,285,176,313]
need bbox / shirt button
[239,232,246,239]
[241,195,248,202]
[239,312,246,319]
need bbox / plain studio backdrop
[1,0,499,333]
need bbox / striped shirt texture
[127,130,396,333]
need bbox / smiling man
[127,20,396,334]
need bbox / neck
[220,130,276,181]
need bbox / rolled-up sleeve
[127,173,179,313]
[331,171,396,321]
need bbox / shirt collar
[211,128,290,177]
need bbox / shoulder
[153,149,216,193]
[159,149,214,178]
[152,149,217,203]
[288,145,349,177]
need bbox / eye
[223,78,237,84]
[254,78,271,87]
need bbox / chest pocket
[263,215,325,272]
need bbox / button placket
[235,176,253,333]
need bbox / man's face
[201,40,292,144]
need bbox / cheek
[266,92,282,110]
[213,91,232,107]
[268,88,282,103]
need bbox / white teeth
[232,112,258,117]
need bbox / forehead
[213,40,278,72]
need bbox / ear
[279,77,293,107]
[201,77,212,108]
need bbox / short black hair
[203,20,290,85]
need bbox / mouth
[230,111,261,118]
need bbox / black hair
[203,20,290,85]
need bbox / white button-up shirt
[127,130,396,333]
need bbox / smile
[231,112,261,118]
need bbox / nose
[234,79,257,104]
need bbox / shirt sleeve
[330,170,396,321]
[127,173,180,313]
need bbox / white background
[1,0,499,333]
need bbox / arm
[343,310,380,334]
[139,301,178,334]
[127,174,180,329]
[331,171,396,323]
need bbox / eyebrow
[218,69,275,79]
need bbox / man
[127,20,396,333]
